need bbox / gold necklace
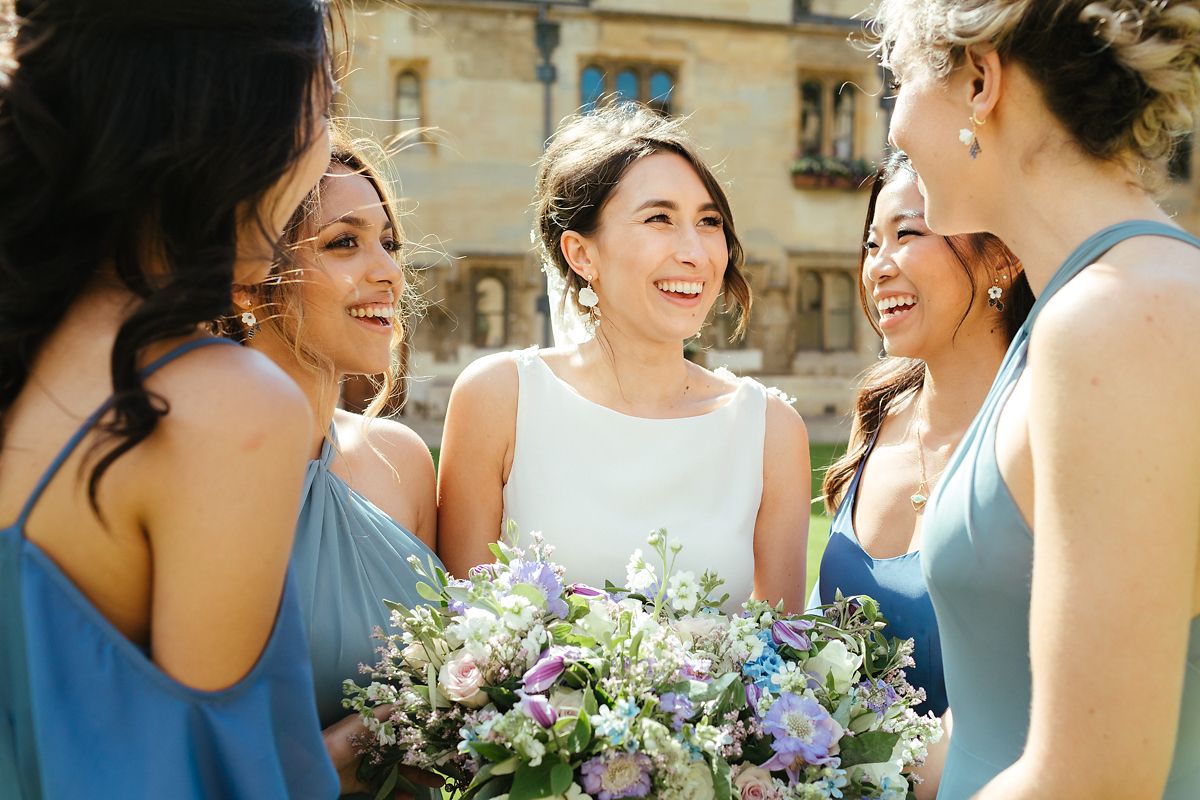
[911,421,931,512]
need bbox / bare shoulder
[448,350,522,408]
[334,409,434,476]
[763,390,809,446]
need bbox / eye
[699,215,723,228]
[863,239,879,251]
[325,233,357,250]
[897,228,922,239]
[382,238,403,254]
[645,213,671,224]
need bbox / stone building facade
[338,0,1200,441]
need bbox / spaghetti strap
[12,337,238,531]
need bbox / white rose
[677,761,715,800]
[438,650,489,708]
[401,642,430,671]
[803,639,863,695]
[849,761,906,800]
[549,687,586,717]
[673,614,727,643]
[731,765,775,800]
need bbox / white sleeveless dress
[502,346,768,612]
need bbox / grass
[429,442,847,600]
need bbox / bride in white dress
[437,104,809,612]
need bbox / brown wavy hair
[820,151,1033,513]
[533,102,751,340]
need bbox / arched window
[826,272,855,351]
[794,271,824,351]
[394,70,422,136]
[800,80,824,157]
[580,65,605,113]
[615,69,639,104]
[648,70,674,115]
[833,85,856,161]
[472,274,508,348]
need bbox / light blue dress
[0,338,338,799]
[291,428,443,730]
[816,433,948,718]
[922,221,1200,799]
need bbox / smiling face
[286,164,405,377]
[862,171,994,360]
[574,151,730,344]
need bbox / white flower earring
[577,274,601,328]
[959,114,985,159]
[987,275,1005,311]
[240,308,260,340]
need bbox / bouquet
[345,530,940,800]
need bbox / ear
[231,284,257,310]
[964,47,1003,123]
[560,230,600,282]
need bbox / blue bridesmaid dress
[0,338,338,799]
[816,433,949,718]
[291,428,443,730]
[923,221,1200,799]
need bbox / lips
[346,302,395,330]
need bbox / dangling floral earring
[987,274,1005,311]
[577,274,601,329]
[958,113,985,159]
[240,308,260,340]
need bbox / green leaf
[415,581,442,602]
[512,582,548,609]
[566,711,592,753]
[838,730,901,768]
[508,761,556,800]
[488,541,510,565]
[582,687,598,717]
[373,766,399,800]
[482,684,519,709]
[711,757,733,800]
[469,741,512,762]
[550,761,574,795]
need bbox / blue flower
[742,630,785,692]
[507,559,569,618]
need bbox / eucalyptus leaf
[838,730,900,768]
[415,581,442,603]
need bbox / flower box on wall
[790,155,873,191]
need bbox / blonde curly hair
[870,0,1200,189]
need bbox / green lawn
[430,442,846,599]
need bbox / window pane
[833,85,856,161]
[827,273,855,351]
[395,71,422,133]
[473,275,507,348]
[800,80,824,157]
[581,65,605,113]
[795,271,823,351]
[615,69,639,104]
[648,70,674,115]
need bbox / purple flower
[580,752,653,800]
[680,656,712,683]
[857,678,899,716]
[521,646,580,693]
[447,578,471,615]
[745,682,763,713]
[569,583,608,598]
[659,692,694,731]
[771,619,814,651]
[508,559,569,618]
[760,692,842,780]
[516,691,558,728]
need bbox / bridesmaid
[0,1,337,797]
[872,1,1200,797]
[814,150,1032,798]
[438,103,810,612]
[227,130,442,798]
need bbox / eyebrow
[317,213,394,232]
[867,209,925,235]
[633,199,721,214]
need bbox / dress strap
[13,337,239,530]
[1028,220,1200,327]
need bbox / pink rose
[732,765,777,800]
[438,650,489,708]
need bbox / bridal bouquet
[343,530,742,800]
[346,530,940,800]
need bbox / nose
[862,249,898,288]
[367,241,405,289]
[675,224,707,268]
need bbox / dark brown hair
[533,102,751,340]
[821,151,1034,513]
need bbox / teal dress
[922,221,1200,799]
[0,338,338,799]
[292,429,443,730]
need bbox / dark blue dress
[816,433,948,717]
[0,338,338,799]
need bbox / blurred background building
[337,0,1200,444]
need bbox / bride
[437,104,809,612]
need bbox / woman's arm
[977,266,1200,798]
[752,393,811,613]
[436,353,518,579]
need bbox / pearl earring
[959,113,985,159]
